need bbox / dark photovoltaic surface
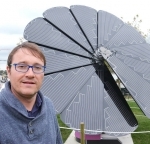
[24,5,150,136]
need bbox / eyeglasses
[10,63,46,74]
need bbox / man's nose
[25,67,35,76]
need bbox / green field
[58,99,150,144]
[57,115,72,142]
[127,100,150,144]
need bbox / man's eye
[34,66,42,70]
[17,65,27,69]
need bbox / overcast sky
[0,0,150,70]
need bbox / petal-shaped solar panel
[23,5,150,136]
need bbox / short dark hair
[7,42,46,67]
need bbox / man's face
[6,48,44,99]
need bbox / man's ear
[6,66,11,79]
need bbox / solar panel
[24,5,150,136]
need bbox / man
[0,42,63,144]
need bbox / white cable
[130,107,140,109]
[126,99,133,100]
[59,127,150,134]
[135,114,146,117]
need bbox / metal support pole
[80,122,85,144]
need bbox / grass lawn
[58,98,150,144]
[57,115,72,143]
[127,100,150,144]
